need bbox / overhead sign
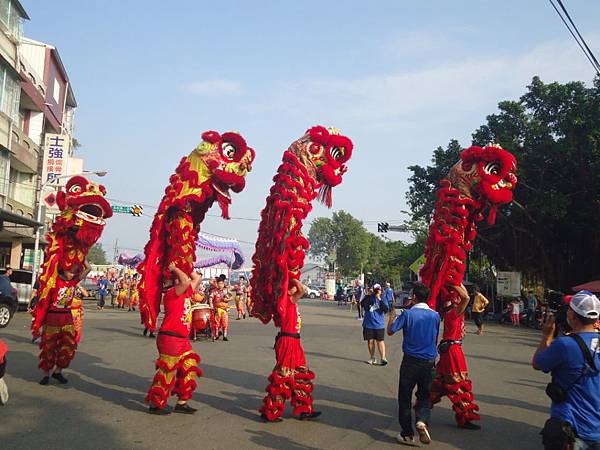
[111,204,143,217]
[111,205,130,214]
[496,271,522,297]
[130,205,143,217]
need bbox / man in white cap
[533,290,600,450]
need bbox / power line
[548,0,600,75]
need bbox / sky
[22,0,600,264]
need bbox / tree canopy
[87,243,108,265]
[407,77,600,291]
[307,210,425,285]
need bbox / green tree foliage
[407,77,600,290]
[87,243,108,265]
[307,211,426,285]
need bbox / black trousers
[398,354,435,437]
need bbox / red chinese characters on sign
[44,134,68,182]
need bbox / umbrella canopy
[572,280,600,293]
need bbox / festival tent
[572,280,600,293]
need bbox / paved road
[0,300,548,449]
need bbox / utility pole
[113,238,119,264]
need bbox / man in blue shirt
[533,291,600,450]
[361,284,390,365]
[388,282,441,446]
[383,282,395,308]
[97,275,109,310]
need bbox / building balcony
[10,125,38,172]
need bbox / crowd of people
[336,277,599,448]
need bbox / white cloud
[263,35,599,129]
[183,79,242,95]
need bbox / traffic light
[377,222,389,233]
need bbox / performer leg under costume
[429,309,480,426]
[146,283,202,414]
[146,335,201,410]
[211,307,229,340]
[260,300,316,421]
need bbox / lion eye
[330,146,345,160]
[484,162,500,175]
[222,143,237,159]
[69,185,82,194]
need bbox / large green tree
[407,77,600,291]
[87,243,108,265]
[307,210,370,274]
[307,211,426,284]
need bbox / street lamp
[31,170,108,284]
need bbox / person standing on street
[527,290,538,327]
[361,284,390,365]
[471,285,489,335]
[97,275,109,310]
[356,281,365,320]
[387,282,440,446]
[383,282,395,308]
[533,290,600,450]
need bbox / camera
[545,290,571,335]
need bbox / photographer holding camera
[533,291,600,450]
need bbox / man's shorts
[363,327,385,341]
[472,312,483,327]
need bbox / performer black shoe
[143,328,148,336]
[173,403,197,414]
[149,332,155,339]
[39,376,50,385]
[260,413,282,423]
[148,406,171,415]
[51,372,68,384]
[296,411,322,420]
[458,421,481,430]
[223,336,229,341]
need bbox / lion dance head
[289,125,353,207]
[161,130,255,219]
[53,175,113,271]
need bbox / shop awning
[0,208,42,228]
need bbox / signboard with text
[496,271,522,297]
[42,134,71,183]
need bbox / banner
[42,134,70,183]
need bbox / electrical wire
[556,0,600,73]
[548,0,600,75]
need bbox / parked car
[0,274,18,327]
[80,278,99,299]
[303,286,322,299]
[0,268,33,310]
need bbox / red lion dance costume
[139,130,254,412]
[420,145,517,427]
[251,126,353,422]
[31,176,112,379]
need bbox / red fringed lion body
[31,176,113,337]
[422,144,517,427]
[138,130,254,332]
[251,126,353,421]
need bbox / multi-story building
[0,0,80,269]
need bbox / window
[0,0,23,42]
[0,61,21,122]
[52,78,61,104]
[0,148,8,197]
